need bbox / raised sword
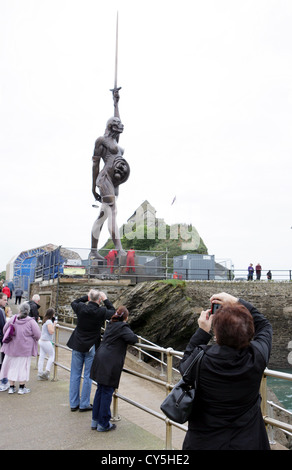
[110,11,121,118]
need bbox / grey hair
[18,302,31,318]
[32,294,40,302]
[88,289,100,302]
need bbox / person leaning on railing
[179,292,273,450]
[67,289,115,412]
[90,306,138,432]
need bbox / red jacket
[2,286,10,297]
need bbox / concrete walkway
[0,361,174,450]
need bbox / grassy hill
[102,222,208,258]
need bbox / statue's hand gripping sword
[110,12,121,119]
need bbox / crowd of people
[0,291,41,393]
[0,287,138,435]
[0,281,273,449]
[247,263,272,281]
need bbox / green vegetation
[102,222,208,258]
[158,279,186,288]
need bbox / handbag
[3,315,17,344]
[160,349,204,424]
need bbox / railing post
[137,337,143,362]
[267,402,276,444]
[165,348,174,449]
[112,389,121,422]
[52,324,59,381]
[160,351,165,376]
[165,419,173,450]
[165,248,168,280]
[166,348,173,394]
[260,371,267,419]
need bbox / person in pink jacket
[0,302,41,394]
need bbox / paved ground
[0,362,173,450]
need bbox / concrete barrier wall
[30,278,131,324]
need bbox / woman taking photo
[179,292,272,450]
[0,302,41,394]
[90,306,138,432]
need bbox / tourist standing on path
[8,281,14,299]
[67,289,115,412]
[0,302,41,394]
[38,308,57,380]
[179,292,272,450]
[28,294,41,322]
[2,285,11,299]
[90,306,138,432]
[256,263,262,280]
[247,263,254,280]
[0,292,9,391]
[14,287,23,305]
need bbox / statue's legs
[107,200,126,256]
[90,208,106,260]
[90,199,126,259]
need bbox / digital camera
[211,303,221,315]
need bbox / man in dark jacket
[67,289,115,412]
[15,287,24,305]
[179,292,272,450]
[28,294,41,321]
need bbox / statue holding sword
[90,14,130,260]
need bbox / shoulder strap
[194,350,204,389]
[182,349,204,384]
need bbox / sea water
[267,369,292,413]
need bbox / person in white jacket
[38,308,57,380]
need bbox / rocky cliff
[114,280,199,350]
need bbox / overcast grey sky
[1,0,292,274]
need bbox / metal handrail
[53,324,292,449]
[261,369,292,444]
[31,244,292,283]
[267,401,292,444]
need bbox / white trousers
[38,340,55,373]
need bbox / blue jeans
[69,347,95,409]
[91,384,115,429]
[0,353,7,384]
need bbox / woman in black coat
[179,292,272,450]
[90,306,138,432]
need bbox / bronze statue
[90,14,130,261]
[90,88,130,260]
